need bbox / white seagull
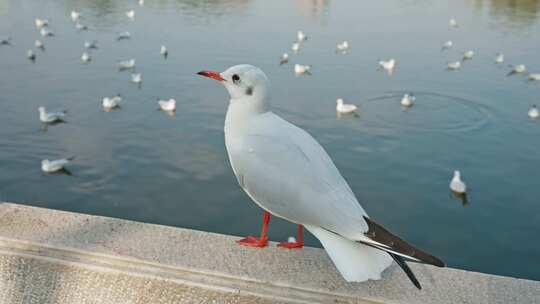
[131,73,142,86]
[27,49,36,61]
[158,98,176,112]
[117,31,131,41]
[336,41,349,54]
[38,106,66,123]
[463,50,474,60]
[198,65,445,289]
[400,93,415,108]
[529,105,539,119]
[528,73,540,81]
[119,59,136,70]
[297,30,307,42]
[84,40,98,49]
[75,22,88,31]
[71,11,82,22]
[291,42,300,54]
[495,53,504,64]
[441,40,453,50]
[126,10,135,20]
[279,53,289,65]
[35,39,44,49]
[102,95,122,110]
[139,0,145,6]
[42,157,74,173]
[508,64,526,76]
[449,18,458,28]
[160,45,168,58]
[294,64,311,76]
[378,59,396,74]
[81,52,91,63]
[35,18,49,29]
[450,170,467,194]
[336,98,357,114]
[447,61,461,70]
[40,28,54,37]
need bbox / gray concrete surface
[0,202,538,304]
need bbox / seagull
[378,59,396,74]
[102,95,122,110]
[449,18,458,28]
[126,10,135,20]
[27,49,36,61]
[35,39,44,49]
[336,41,349,54]
[40,28,54,37]
[131,73,142,86]
[447,61,461,70]
[294,64,311,76]
[400,93,415,108]
[450,170,467,194]
[441,40,453,50]
[71,11,82,22]
[462,50,474,60]
[528,73,540,81]
[35,18,49,29]
[75,22,88,31]
[291,42,300,54]
[139,0,145,6]
[119,59,136,70]
[297,30,307,42]
[81,52,91,63]
[38,106,66,123]
[495,53,504,64]
[507,64,526,76]
[42,157,74,173]
[158,98,176,112]
[197,64,445,289]
[529,105,539,119]
[84,40,98,49]
[336,98,357,114]
[0,36,11,45]
[279,53,288,65]
[160,45,168,58]
[117,32,131,41]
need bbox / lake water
[1,0,540,281]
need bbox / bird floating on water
[528,105,539,119]
[27,49,36,61]
[71,11,82,22]
[75,22,88,31]
[294,64,311,76]
[35,39,44,49]
[400,93,415,108]
[279,53,288,65]
[447,61,461,70]
[158,98,176,112]
[197,64,445,289]
[449,18,458,28]
[291,42,300,54]
[42,157,74,173]
[139,0,144,6]
[441,40,453,50]
[102,95,122,110]
[450,170,467,194]
[81,52,91,63]
[40,28,54,37]
[131,73,142,86]
[117,32,131,41]
[119,59,136,70]
[336,98,357,114]
[38,106,66,123]
[528,73,540,81]
[126,10,135,20]
[297,30,307,43]
[160,45,168,58]
[463,50,474,60]
[507,64,526,76]
[336,41,349,54]
[378,59,396,74]
[1,36,11,45]
[35,18,49,29]
[495,53,504,64]
[84,40,98,49]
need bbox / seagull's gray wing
[229,113,368,238]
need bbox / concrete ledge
[0,202,538,303]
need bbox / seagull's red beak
[197,70,225,81]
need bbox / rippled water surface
[1,0,540,280]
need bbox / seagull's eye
[232,74,241,84]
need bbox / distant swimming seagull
[40,28,54,37]
[139,0,144,6]
[126,10,135,20]
[0,36,11,45]
[450,170,466,194]
[462,50,474,60]
[84,40,98,49]
[400,93,415,108]
[441,40,453,50]
[160,45,168,58]
[336,98,357,114]
[529,105,539,119]
[528,73,540,81]
[280,53,288,65]
[117,32,131,41]
[297,30,307,42]
[42,157,74,173]
[75,22,88,31]
[449,18,458,28]
[336,41,349,54]
[27,49,36,61]
[35,39,44,49]
[119,59,135,70]
[71,11,82,22]
[102,95,122,110]
[35,18,49,29]
[507,64,526,76]
[447,61,461,70]
[294,64,311,76]
[378,59,396,74]
[158,98,176,112]
[131,73,142,86]
[291,42,300,54]
[39,106,66,123]
[81,52,91,63]
[495,53,504,64]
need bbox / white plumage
[528,105,539,119]
[450,170,467,194]
[42,157,73,173]
[158,98,176,112]
[294,64,311,76]
[39,106,66,123]
[336,98,357,114]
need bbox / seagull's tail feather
[305,225,392,282]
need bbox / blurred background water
[0,0,539,280]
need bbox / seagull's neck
[225,98,269,134]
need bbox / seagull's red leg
[278,224,304,249]
[236,210,270,248]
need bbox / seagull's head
[198,64,270,113]
[453,170,461,179]
[38,106,45,113]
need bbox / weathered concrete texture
[0,202,538,304]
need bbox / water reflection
[295,0,330,22]
[176,0,252,17]
[471,0,540,28]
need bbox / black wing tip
[391,253,422,290]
